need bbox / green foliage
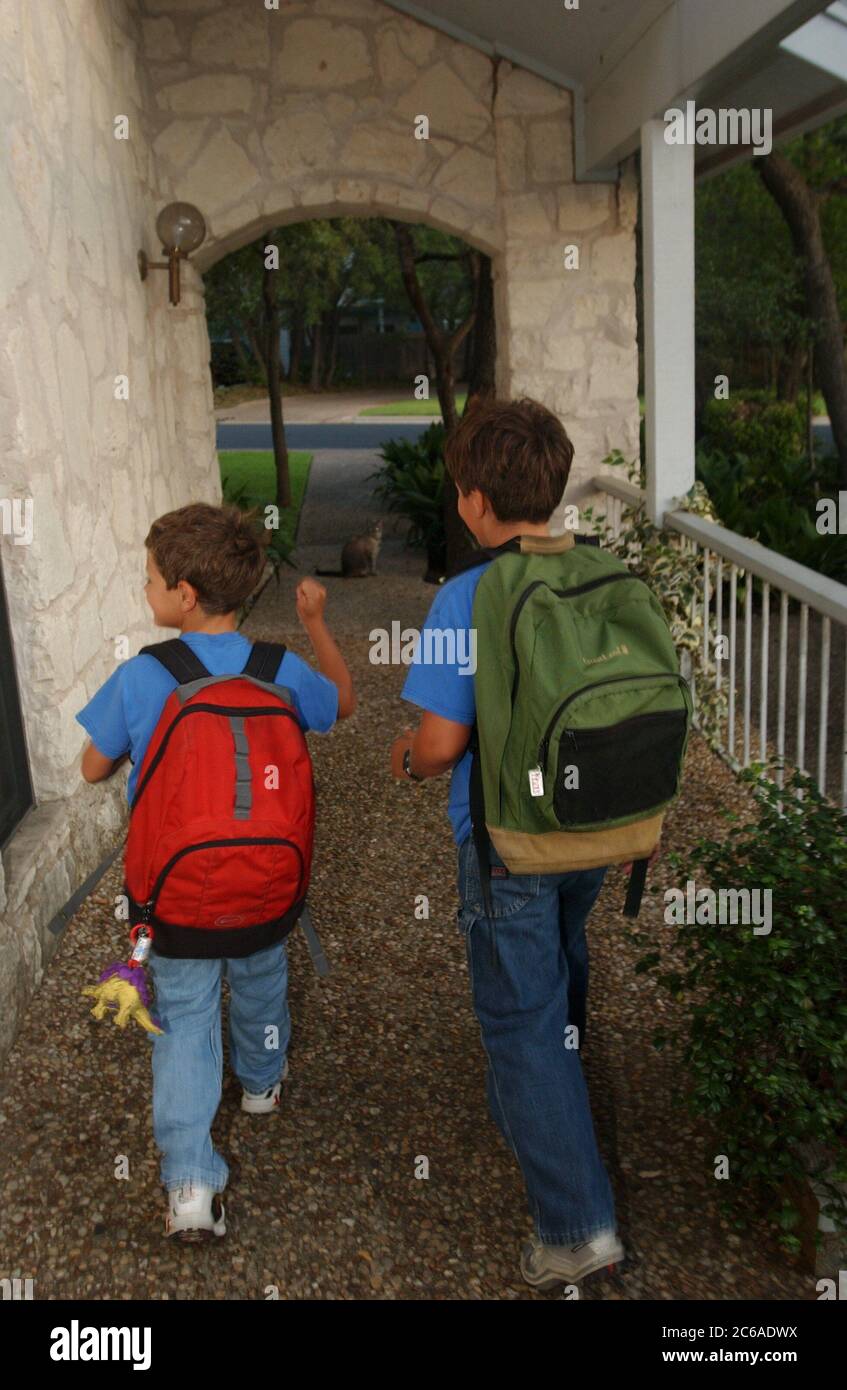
[370,423,446,566]
[694,396,847,581]
[629,764,847,1251]
[219,450,312,567]
[584,451,728,750]
[701,396,805,475]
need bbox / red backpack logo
[124,639,315,959]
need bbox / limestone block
[342,124,428,179]
[7,123,52,254]
[91,512,120,595]
[376,26,419,88]
[496,66,570,118]
[432,145,495,206]
[157,74,253,115]
[502,192,553,240]
[495,118,527,194]
[56,322,93,478]
[191,8,270,68]
[392,17,437,66]
[276,19,372,88]
[182,128,260,212]
[528,119,574,185]
[313,0,384,17]
[557,184,613,232]
[144,0,220,11]
[588,341,639,402]
[396,62,491,144]
[71,168,106,289]
[448,44,493,102]
[152,119,211,172]
[0,158,36,297]
[589,233,636,284]
[264,107,337,178]
[141,17,183,60]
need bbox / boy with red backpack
[76,503,355,1240]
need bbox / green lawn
[360,394,467,417]
[218,450,312,554]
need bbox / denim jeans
[457,834,616,1245]
[146,940,290,1192]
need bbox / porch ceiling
[384,0,844,176]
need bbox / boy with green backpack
[391,398,691,1291]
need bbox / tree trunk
[757,151,847,488]
[244,319,268,386]
[288,311,305,384]
[776,340,805,402]
[464,252,497,410]
[392,220,477,576]
[323,307,340,388]
[309,321,323,393]
[262,260,291,509]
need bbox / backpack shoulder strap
[138,638,210,683]
[242,640,287,683]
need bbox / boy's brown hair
[444,397,574,523]
[145,503,266,615]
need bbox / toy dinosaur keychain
[81,925,164,1035]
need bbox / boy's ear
[176,578,200,611]
[468,489,489,520]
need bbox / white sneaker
[165,1182,226,1241]
[241,1057,290,1114]
[520,1231,624,1291]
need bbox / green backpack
[465,531,693,920]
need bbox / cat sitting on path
[315,521,382,578]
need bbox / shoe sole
[522,1250,625,1292]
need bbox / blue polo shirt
[76,631,338,804]
[401,562,489,846]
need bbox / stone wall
[0,0,219,1065]
[0,0,639,1065]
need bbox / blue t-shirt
[401,562,489,846]
[76,631,338,803]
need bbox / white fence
[592,474,847,809]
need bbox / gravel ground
[0,452,813,1300]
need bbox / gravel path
[0,452,812,1300]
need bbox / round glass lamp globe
[156,202,206,255]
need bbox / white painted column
[641,119,695,525]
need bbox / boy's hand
[296,577,327,624]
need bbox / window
[0,557,33,847]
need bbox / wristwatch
[402,747,424,782]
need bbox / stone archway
[141,0,640,507]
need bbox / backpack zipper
[509,571,634,703]
[144,836,305,917]
[131,704,301,812]
[537,672,690,771]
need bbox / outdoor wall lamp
[138,202,206,306]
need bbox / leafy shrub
[701,395,805,478]
[584,450,728,751]
[370,423,447,577]
[696,445,847,583]
[629,764,847,1252]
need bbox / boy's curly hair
[145,502,267,615]
[445,397,574,523]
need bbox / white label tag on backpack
[528,766,545,798]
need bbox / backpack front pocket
[536,673,691,829]
[552,707,689,825]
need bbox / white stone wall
[0,0,639,1063]
[0,0,219,1063]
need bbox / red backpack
[124,639,315,959]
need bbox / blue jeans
[146,940,290,1192]
[457,835,616,1245]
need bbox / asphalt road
[217,422,431,451]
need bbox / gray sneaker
[521,1231,625,1291]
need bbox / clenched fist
[296,577,327,624]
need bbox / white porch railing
[592,474,847,809]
